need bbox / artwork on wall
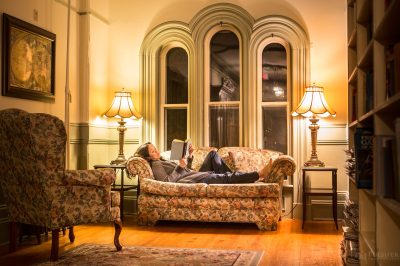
[2,13,56,103]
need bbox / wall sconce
[292,84,336,167]
[103,89,142,165]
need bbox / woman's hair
[134,142,152,161]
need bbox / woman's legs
[202,171,259,184]
[198,150,231,173]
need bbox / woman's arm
[151,160,188,182]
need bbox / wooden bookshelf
[347,0,400,264]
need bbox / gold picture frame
[2,14,56,102]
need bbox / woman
[134,142,272,184]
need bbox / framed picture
[2,13,56,103]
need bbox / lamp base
[111,156,126,165]
[304,158,325,167]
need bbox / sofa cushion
[140,178,208,197]
[206,183,279,198]
[139,194,279,210]
[219,147,266,172]
[191,147,218,171]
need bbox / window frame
[256,37,292,153]
[159,43,190,150]
[204,25,243,147]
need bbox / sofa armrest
[126,156,153,182]
[61,169,116,187]
[265,155,296,184]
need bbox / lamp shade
[291,84,336,118]
[103,89,142,119]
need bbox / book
[395,118,400,201]
[170,139,191,160]
[375,135,395,197]
[354,128,373,189]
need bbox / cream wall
[107,0,348,123]
[0,0,348,225]
[107,0,349,220]
[0,0,74,120]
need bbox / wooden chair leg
[51,228,59,261]
[9,222,18,252]
[114,219,123,251]
[69,226,75,243]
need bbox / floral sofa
[126,147,296,230]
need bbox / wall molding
[54,0,110,25]
[70,139,139,145]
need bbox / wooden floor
[0,216,343,265]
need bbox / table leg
[120,170,124,221]
[333,170,338,229]
[302,170,306,229]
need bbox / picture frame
[2,13,56,103]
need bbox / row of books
[340,199,359,265]
[385,43,400,100]
[354,119,400,202]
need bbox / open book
[170,139,191,160]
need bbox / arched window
[261,43,288,153]
[161,47,188,150]
[140,4,309,160]
[208,30,240,148]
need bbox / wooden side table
[302,166,338,229]
[94,163,138,220]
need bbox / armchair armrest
[61,169,116,187]
[265,155,296,184]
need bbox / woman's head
[135,142,161,161]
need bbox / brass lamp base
[304,158,325,167]
[304,115,325,167]
[110,119,127,165]
[111,157,126,165]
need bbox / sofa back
[217,147,282,173]
[126,146,287,183]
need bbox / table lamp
[103,89,142,165]
[292,84,336,167]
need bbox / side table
[302,166,338,229]
[94,163,137,220]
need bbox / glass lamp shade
[291,84,336,118]
[103,90,142,119]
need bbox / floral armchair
[0,109,122,261]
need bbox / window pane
[165,108,187,150]
[262,43,287,102]
[209,106,239,148]
[262,107,287,153]
[167,48,188,104]
[210,30,240,102]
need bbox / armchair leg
[9,222,18,252]
[69,226,75,243]
[51,228,59,261]
[114,219,123,251]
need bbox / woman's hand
[179,158,187,168]
[188,143,194,158]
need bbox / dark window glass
[262,43,287,102]
[209,106,239,148]
[165,108,187,150]
[167,48,188,104]
[262,107,287,153]
[210,31,240,102]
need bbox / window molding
[140,3,309,163]
[140,22,194,147]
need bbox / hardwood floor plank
[0,217,342,265]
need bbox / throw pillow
[228,150,266,172]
